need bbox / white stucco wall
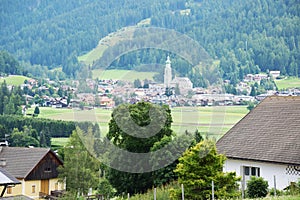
[223,159,300,190]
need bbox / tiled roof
[217,96,300,165]
[0,147,50,179]
[0,167,20,186]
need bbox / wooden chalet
[0,147,64,199]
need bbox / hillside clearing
[78,26,136,66]
[0,75,30,86]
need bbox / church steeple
[164,56,172,88]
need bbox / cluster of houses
[8,57,297,111]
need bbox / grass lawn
[275,77,300,90]
[31,105,248,139]
[92,69,158,81]
[26,107,74,118]
[171,106,248,139]
[51,137,69,148]
[126,181,300,200]
[0,75,30,85]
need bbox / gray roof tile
[0,147,50,179]
[0,167,20,185]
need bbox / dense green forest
[1,0,299,82]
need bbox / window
[7,186,12,194]
[245,167,250,175]
[32,185,36,193]
[251,167,256,176]
[44,167,51,173]
[244,166,260,177]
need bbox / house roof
[217,96,300,165]
[0,147,61,179]
[0,167,20,186]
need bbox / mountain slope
[0,0,299,80]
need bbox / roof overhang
[226,156,300,166]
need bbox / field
[0,75,30,85]
[51,137,70,149]
[275,77,300,90]
[28,105,248,141]
[92,69,157,81]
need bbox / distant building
[244,73,268,82]
[171,76,193,95]
[269,71,280,79]
[163,56,193,95]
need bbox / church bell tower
[164,56,172,88]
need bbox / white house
[217,96,300,190]
[269,71,281,79]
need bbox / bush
[247,176,268,198]
[284,181,300,196]
[97,178,115,198]
[269,188,283,196]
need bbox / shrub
[269,188,283,196]
[247,176,268,198]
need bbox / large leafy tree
[106,102,174,194]
[58,128,101,196]
[9,127,39,147]
[172,140,240,200]
[151,129,203,187]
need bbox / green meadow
[51,137,70,149]
[275,77,300,90]
[0,75,30,85]
[29,105,248,142]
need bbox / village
[12,57,300,113]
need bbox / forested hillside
[1,0,299,82]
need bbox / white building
[217,96,300,190]
[163,56,193,94]
[270,71,281,79]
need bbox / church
[164,56,193,95]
